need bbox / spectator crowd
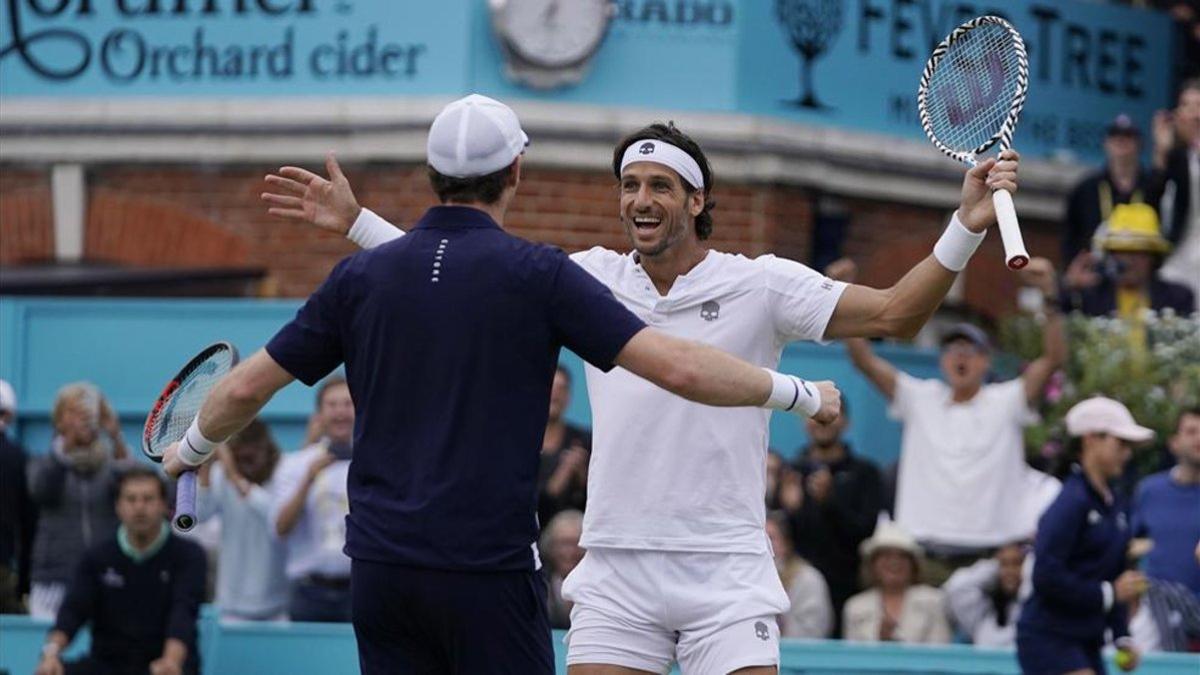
[0,76,1197,675]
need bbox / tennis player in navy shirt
[163,94,841,674]
[1017,397,1152,675]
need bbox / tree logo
[775,0,844,109]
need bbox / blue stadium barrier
[3,609,1198,675]
[0,297,942,467]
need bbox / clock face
[494,0,613,68]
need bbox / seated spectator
[1133,407,1200,597]
[197,418,288,621]
[270,376,354,622]
[539,509,584,629]
[944,542,1029,647]
[843,521,951,644]
[1062,203,1195,320]
[0,378,35,613]
[766,511,833,639]
[28,382,131,620]
[538,365,590,527]
[34,467,206,675]
[764,449,785,509]
[839,258,1064,585]
[784,400,882,637]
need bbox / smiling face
[618,162,704,258]
[318,382,355,446]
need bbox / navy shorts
[351,558,554,675]
[1016,629,1105,675]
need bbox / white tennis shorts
[562,548,789,674]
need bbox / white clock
[489,0,616,88]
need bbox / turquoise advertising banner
[0,0,1173,159]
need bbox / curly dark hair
[612,122,716,240]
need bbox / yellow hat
[1098,203,1171,254]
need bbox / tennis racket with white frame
[918,15,1030,270]
[142,342,239,532]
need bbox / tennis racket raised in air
[143,342,239,532]
[918,15,1030,270]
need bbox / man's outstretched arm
[262,153,403,248]
[823,150,1020,340]
[163,350,294,477]
[614,328,842,423]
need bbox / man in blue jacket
[1018,397,1151,674]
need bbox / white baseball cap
[1065,396,1154,443]
[426,94,529,178]
[0,379,15,415]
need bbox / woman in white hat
[1017,396,1152,674]
[842,520,952,644]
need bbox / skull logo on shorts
[700,300,720,322]
[754,620,769,641]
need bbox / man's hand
[34,655,64,675]
[778,468,804,512]
[957,149,1020,233]
[824,257,858,284]
[809,381,842,424]
[1114,570,1148,603]
[1115,642,1141,672]
[162,441,188,479]
[149,656,183,675]
[1064,250,1101,291]
[262,153,361,235]
[307,450,337,481]
[806,467,833,504]
[1018,257,1057,297]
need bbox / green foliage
[1000,310,1200,475]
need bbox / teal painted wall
[2,610,1198,675]
[0,296,940,466]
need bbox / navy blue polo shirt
[266,206,645,571]
[1019,467,1131,642]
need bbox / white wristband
[178,417,218,467]
[762,369,822,417]
[933,211,986,272]
[1101,581,1114,612]
[346,208,404,249]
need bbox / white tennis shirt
[569,247,845,553]
[889,373,1053,547]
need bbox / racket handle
[993,188,1029,270]
[173,471,198,533]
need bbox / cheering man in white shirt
[843,258,1066,585]
[262,121,1020,675]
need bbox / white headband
[619,139,705,190]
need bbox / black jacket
[1062,276,1196,317]
[1062,167,1159,266]
[0,433,36,596]
[788,446,882,634]
[54,531,206,675]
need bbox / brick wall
[0,167,53,264]
[1,162,1057,317]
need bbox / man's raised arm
[823,150,1020,340]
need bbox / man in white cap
[163,94,840,674]
[1017,396,1151,675]
[263,111,1021,673]
[0,379,35,613]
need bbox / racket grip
[993,189,1029,270]
[173,471,198,533]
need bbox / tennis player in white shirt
[262,116,1019,675]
